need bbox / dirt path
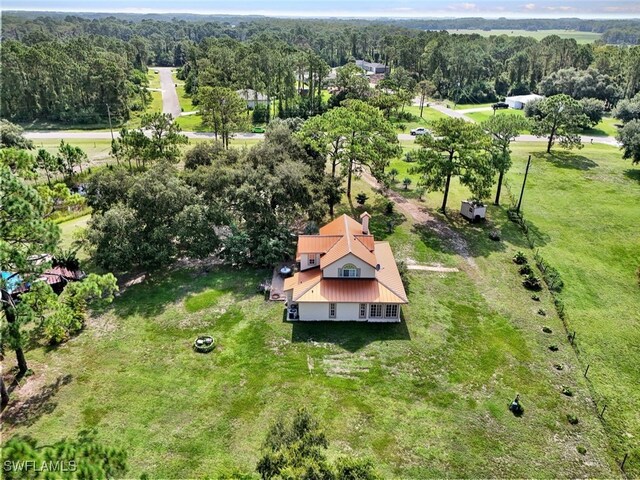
[156,67,182,118]
[360,171,477,269]
[406,264,460,272]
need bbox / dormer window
[308,255,315,265]
[340,263,359,278]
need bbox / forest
[2,13,639,125]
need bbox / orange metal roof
[296,235,341,254]
[296,278,406,303]
[285,215,408,305]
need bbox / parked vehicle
[492,102,509,110]
[410,127,428,136]
[252,126,266,133]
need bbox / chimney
[360,212,371,235]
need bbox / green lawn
[148,69,161,90]
[466,108,525,124]
[172,70,196,113]
[5,171,622,477]
[175,114,206,131]
[448,29,602,44]
[386,142,640,475]
[582,116,620,137]
[391,106,448,133]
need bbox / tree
[402,177,412,190]
[529,94,590,153]
[299,100,400,201]
[1,163,59,377]
[184,141,226,170]
[57,140,88,178]
[256,409,379,480]
[613,92,640,123]
[617,119,640,164]
[355,192,368,206]
[412,118,493,213]
[389,168,399,181]
[2,431,128,479]
[417,80,436,118]
[198,86,248,149]
[333,63,372,103]
[0,120,33,150]
[579,98,606,128]
[141,113,188,162]
[35,149,57,185]
[482,114,531,205]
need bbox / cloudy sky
[4,0,639,18]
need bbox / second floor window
[341,263,359,277]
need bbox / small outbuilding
[505,94,543,110]
[236,89,269,109]
[460,200,487,222]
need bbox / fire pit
[193,335,215,353]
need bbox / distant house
[284,213,408,322]
[355,60,389,74]
[505,94,543,110]
[236,89,269,109]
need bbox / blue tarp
[1,271,24,294]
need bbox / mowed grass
[5,180,618,478]
[391,106,449,133]
[466,108,525,123]
[388,142,640,474]
[448,29,602,44]
[503,143,640,474]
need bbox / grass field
[465,108,525,124]
[448,29,602,44]
[388,142,640,475]
[6,162,628,477]
[391,106,449,132]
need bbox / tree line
[1,35,150,123]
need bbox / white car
[410,127,428,136]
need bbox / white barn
[505,94,543,110]
[284,213,408,322]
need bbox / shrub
[554,363,564,370]
[523,272,542,290]
[538,308,547,316]
[534,251,564,292]
[389,168,399,181]
[577,445,587,455]
[561,386,573,396]
[404,151,416,163]
[385,201,394,216]
[355,192,368,206]
[542,326,552,333]
[567,414,579,425]
[519,264,533,276]
[513,251,528,265]
[549,345,559,352]
[402,177,412,190]
[531,294,540,301]
[489,230,501,241]
[397,123,407,132]
[416,186,426,201]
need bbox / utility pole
[516,155,532,214]
[106,104,120,166]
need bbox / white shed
[505,94,543,110]
[461,200,486,222]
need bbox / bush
[523,272,542,290]
[561,386,573,396]
[385,201,394,216]
[356,192,368,206]
[538,308,547,316]
[577,445,587,455]
[549,344,559,352]
[402,177,412,190]
[489,230,501,241]
[404,151,416,163]
[542,326,552,333]
[567,414,579,425]
[519,264,533,275]
[513,251,528,264]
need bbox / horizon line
[2,8,639,20]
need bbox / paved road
[25,131,266,141]
[155,67,182,118]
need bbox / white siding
[300,253,320,271]
[297,302,401,322]
[322,253,375,278]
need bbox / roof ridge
[374,241,408,302]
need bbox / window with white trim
[359,304,367,318]
[369,304,383,318]
[341,263,359,277]
[329,303,336,318]
[385,304,398,318]
[308,255,315,265]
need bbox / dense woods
[2,13,639,124]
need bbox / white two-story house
[284,213,408,322]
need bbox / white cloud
[523,3,536,10]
